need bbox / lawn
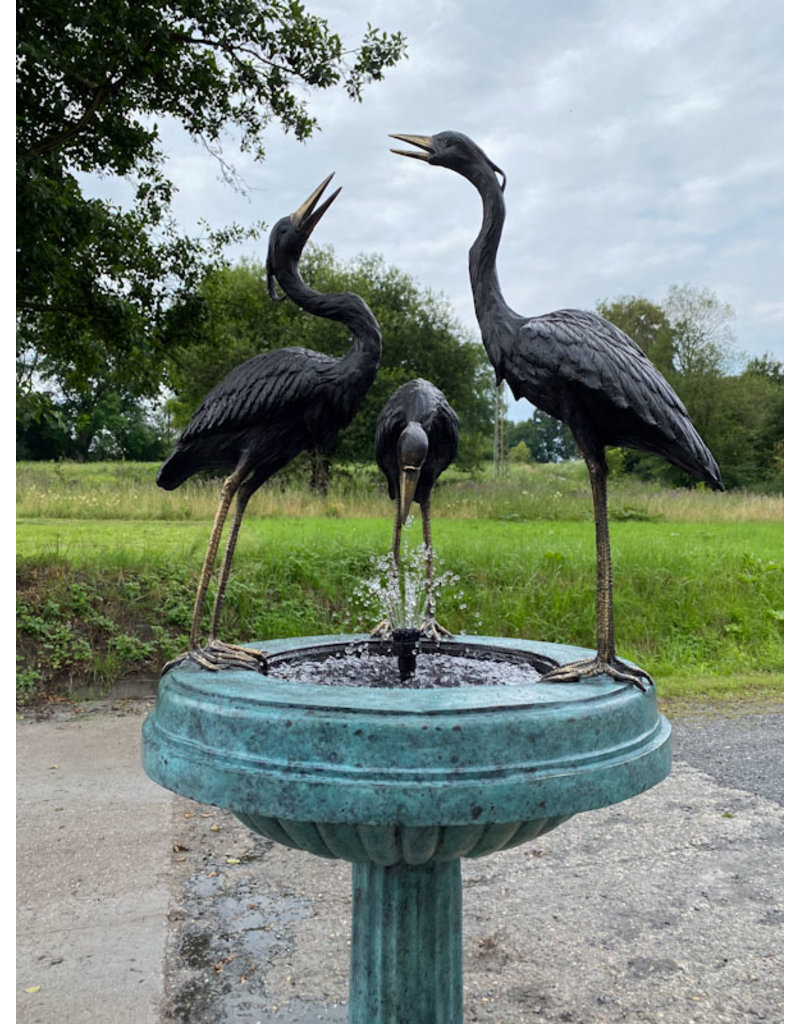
[16,460,782,704]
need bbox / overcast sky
[85,0,784,421]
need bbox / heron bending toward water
[374,378,459,639]
[157,174,381,672]
[390,131,723,688]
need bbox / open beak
[290,173,341,237]
[399,466,422,523]
[389,134,435,162]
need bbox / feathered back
[375,379,459,502]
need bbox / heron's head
[397,421,428,522]
[267,173,341,299]
[389,131,506,191]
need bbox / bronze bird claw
[540,656,652,692]
[419,618,453,643]
[370,620,394,641]
[161,639,269,676]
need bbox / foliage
[694,356,784,490]
[164,251,495,472]
[16,0,407,406]
[16,564,179,700]
[16,515,783,704]
[663,284,739,377]
[507,411,578,464]
[16,459,784,525]
[17,389,173,462]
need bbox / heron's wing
[515,310,722,485]
[518,310,689,437]
[374,391,408,490]
[179,348,336,441]
[425,395,460,475]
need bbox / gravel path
[670,709,783,805]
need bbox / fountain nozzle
[391,628,421,681]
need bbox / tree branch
[18,81,112,161]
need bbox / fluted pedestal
[350,860,463,1024]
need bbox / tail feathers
[668,442,724,491]
[706,467,725,492]
[156,449,196,491]
[683,436,724,492]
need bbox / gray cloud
[80,0,784,420]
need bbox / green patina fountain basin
[142,634,671,1023]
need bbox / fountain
[138,144,686,1017]
[142,628,671,1022]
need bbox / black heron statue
[157,174,382,672]
[374,378,459,639]
[390,131,723,689]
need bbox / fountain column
[350,859,462,1023]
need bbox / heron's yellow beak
[399,466,421,523]
[389,134,435,161]
[290,173,341,236]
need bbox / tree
[16,385,173,462]
[16,1,407,412]
[657,284,741,446]
[663,284,738,376]
[507,411,578,464]
[703,356,783,490]
[163,251,494,480]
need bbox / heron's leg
[589,455,615,665]
[419,497,451,640]
[161,468,247,675]
[541,453,650,690]
[422,497,434,603]
[208,479,257,642]
[391,495,404,569]
[189,469,245,649]
[189,477,271,672]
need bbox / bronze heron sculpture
[390,131,723,688]
[157,174,381,672]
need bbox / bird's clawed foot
[370,619,453,643]
[419,618,453,643]
[540,656,652,692]
[161,639,269,676]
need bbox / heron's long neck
[467,167,523,370]
[278,265,382,379]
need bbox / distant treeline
[17,251,782,493]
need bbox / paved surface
[16,707,173,1024]
[17,698,784,1023]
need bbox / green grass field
[16,462,783,707]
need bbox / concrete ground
[17,697,783,1023]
